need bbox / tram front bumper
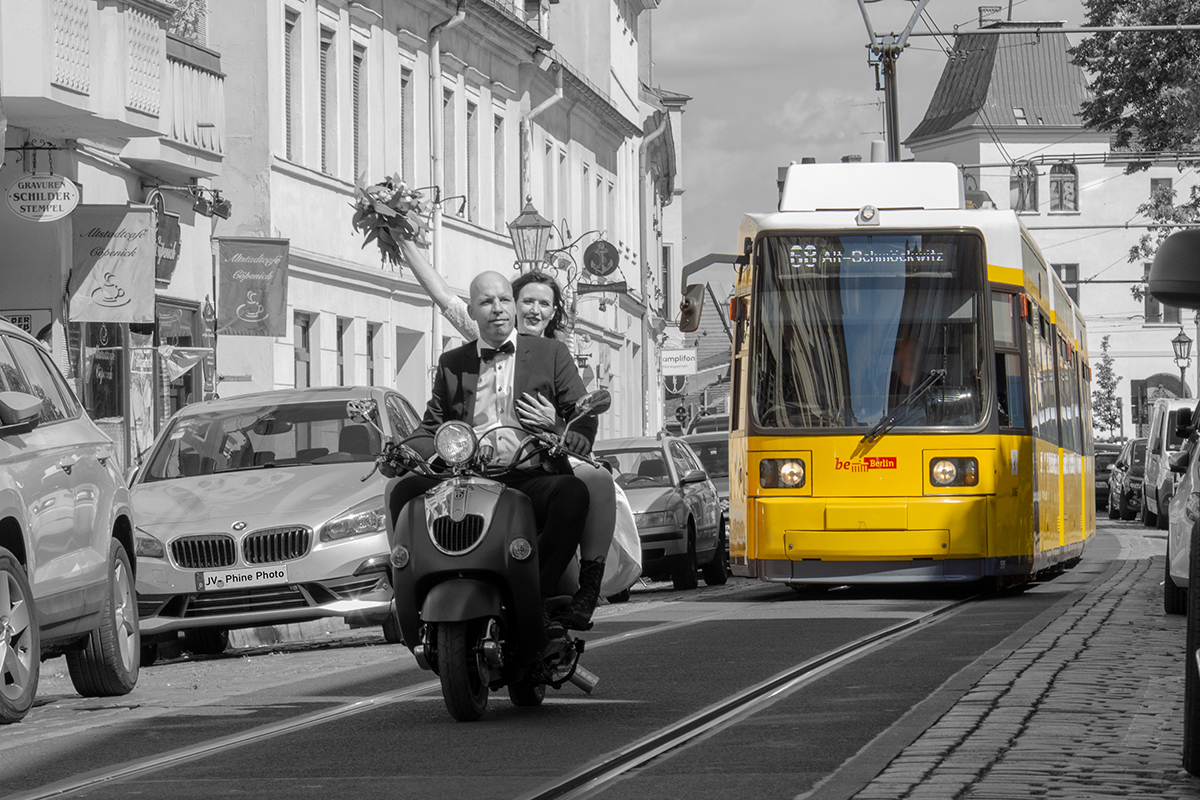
[751,495,989,563]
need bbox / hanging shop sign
[217,237,290,336]
[69,205,155,323]
[155,211,182,283]
[6,173,80,222]
[578,280,627,295]
[583,240,620,278]
[661,348,698,376]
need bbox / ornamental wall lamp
[151,183,233,220]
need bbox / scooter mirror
[576,389,612,417]
[347,399,380,426]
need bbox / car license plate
[196,565,289,592]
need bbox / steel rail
[516,595,976,800]
[6,596,767,800]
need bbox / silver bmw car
[129,387,420,658]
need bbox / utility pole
[855,0,931,162]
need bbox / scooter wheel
[437,621,489,722]
[508,676,546,707]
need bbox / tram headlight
[930,457,979,488]
[760,459,806,488]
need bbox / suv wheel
[66,540,139,697]
[0,548,39,724]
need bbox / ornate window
[1010,162,1039,212]
[1049,163,1078,212]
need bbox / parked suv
[0,319,139,723]
[1107,438,1147,521]
[1144,397,1194,529]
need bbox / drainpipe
[428,0,466,362]
[519,58,563,213]
[638,114,669,434]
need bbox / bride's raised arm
[398,239,479,341]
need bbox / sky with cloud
[651,0,1089,264]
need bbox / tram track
[4,598,770,800]
[7,592,975,800]
[517,594,977,800]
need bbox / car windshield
[596,447,672,488]
[689,439,729,478]
[753,233,986,431]
[143,400,381,482]
[1096,453,1118,473]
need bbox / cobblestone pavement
[851,528,1200,800]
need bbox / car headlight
[134,531,165,559]
[636,510,673,528]
[760,459,805,488]
[930,457,978,487]
[435,421,477,465]
[320,498,387,542]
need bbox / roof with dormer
[905,21,1090,145]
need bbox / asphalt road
[0,521,1131,800]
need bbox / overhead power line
[909,24,1200,37]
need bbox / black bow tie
[480,341,515,363]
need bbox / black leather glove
[563,430,592,456]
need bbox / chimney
[978,5,1001,27]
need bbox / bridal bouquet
[351,175,430,267]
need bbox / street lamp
[507,196,554,270]
[1173,327,1193,394]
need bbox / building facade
[0,0,226,466]
[906,20,1200,438]
[208,0,682,439]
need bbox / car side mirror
[1149,229,1200,309]
[679,283,705,333]
[0,391,41,436]
[1169,450,1191,474]
[680,468,708,485]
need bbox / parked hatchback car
[0,319,139,723]
[1144,397,1193,529]
[1093,443,1122,511]
[595,434,724,590]
[1106,438,1147,521]
[128,386,419,659]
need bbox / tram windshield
[752,232,987,431]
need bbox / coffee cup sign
[68,205,155,323]
[217,238,290,336]
[7,173,79,222]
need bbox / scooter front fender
[421,578,503,622]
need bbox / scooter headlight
[435,421,478,465]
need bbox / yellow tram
[716,162,1093,586]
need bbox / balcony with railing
[123,33,225,178]
[1,0,223,177]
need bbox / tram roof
[737,194,1087,352]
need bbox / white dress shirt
[473,330,523,463]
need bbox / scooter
[348,390,610,722]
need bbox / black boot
[564,559,605,631]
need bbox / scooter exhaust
[568,664,599,694]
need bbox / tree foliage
[1072,0,1200,298]
[163,0,207,44]
[1073,0,1200,157]
[1092,335,1124,436]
